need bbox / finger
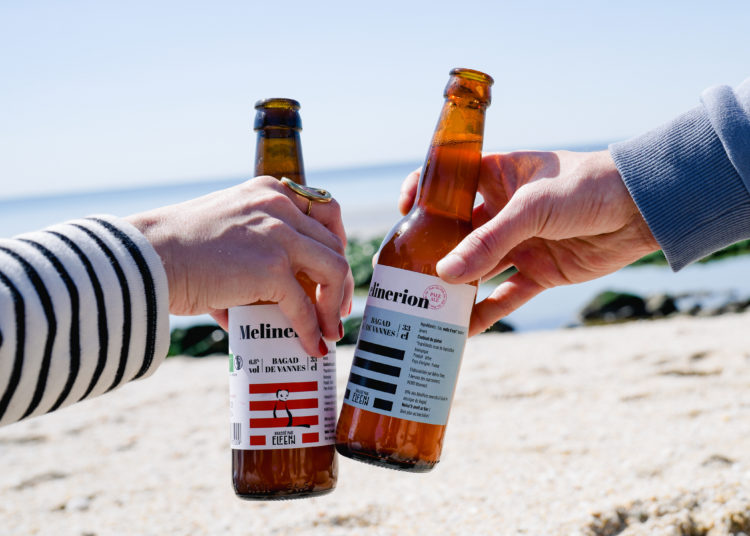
[286,235,352,341]
[253,176,347,255]
[273,178,349,248]
[285,194,349,254]
[398,168,420,215]
[468,272,544,336]
[210,309,228,330]
[437,192,539,284]
[482,261,515,283]
[336,268,355,320]
[306,197,348,249]
[471,202,496,229]
[275,273,329,357]
[270,189,347,256]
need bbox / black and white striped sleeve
[0,215,170,427]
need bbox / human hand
[126,176,354,356]
[399,150,659,335]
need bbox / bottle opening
[255,98,301,111]
[449,68,494,86]
[254,98,302,131]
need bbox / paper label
[228,304,336,450]
[342,265,476,426]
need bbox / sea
[3,158,750,332]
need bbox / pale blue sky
[1,1,748,198]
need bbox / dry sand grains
[2,313,750,535]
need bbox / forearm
[0,216,170,427]
[610,78,750,271]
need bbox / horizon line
[0,140,610,204]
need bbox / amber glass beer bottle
[335,68,493,472]
[229,98,337,499]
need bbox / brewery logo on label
[423,284,448,309]
[234,355,243,372]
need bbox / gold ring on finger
[280,177,332,217]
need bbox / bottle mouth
[449,68,494,86]
[254,98,303,130]
[254,98,301,111]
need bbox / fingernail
[318,337,329,356]
[347,301,353,316]
[436,254,466,279]
[338,321,345,339]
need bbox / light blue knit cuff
[701,79,750,192]
[610,105,750,271]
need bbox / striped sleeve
[0,215,170,427]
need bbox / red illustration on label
[248,381,321,445]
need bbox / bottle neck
[414,99,487,221]
[254,128,306,185]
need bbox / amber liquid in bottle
[231,98,337,499]
[335,69,493,472]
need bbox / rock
[169,325,228,357]
[346,236,382,289]
[645,293,678,317]
[339,315,363,346]
[485,320,515,333]
[579,291,648,325]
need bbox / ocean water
[2,160,750,332]
[0,161,415,239]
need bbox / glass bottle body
[231,98,337,499]
[335,70,492,471]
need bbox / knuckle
[261,249,292,277]
[254,175,280,188]
[329,233,345,254]
[330,253,351,279]
[327,198,342,215]
[265,190,294,212]
[466,226,498,260]
[240,175,276,195]
[292,305,316,333]
[263,216,289,237]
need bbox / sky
[0,1,749,199]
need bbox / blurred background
[1,0,749,337]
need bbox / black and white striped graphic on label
[343,265,475,426]
[346,339,405,412]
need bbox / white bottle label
[343,265,476,426]
[228,304,336,450]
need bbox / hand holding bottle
[126,175,353,357]
[399,150,659,335]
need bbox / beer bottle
[335,68,493,472]
[228,98,337,499]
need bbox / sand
[2,312,750,535]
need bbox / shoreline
[2,312,750,534]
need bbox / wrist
[611,105,750,270]
[125,210,178,310]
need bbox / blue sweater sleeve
[610,78,750,271]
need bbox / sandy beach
[2,312,750,535]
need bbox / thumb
[436,195,538,283]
